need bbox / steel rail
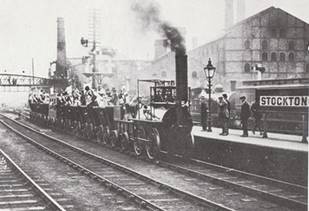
[10,112,309,210]
[0,149,66,211]
[157,160,307,210]
[0,119,163,211]
[1,115,235,211]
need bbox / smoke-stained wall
[144,7,309,92]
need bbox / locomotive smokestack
[131,0,188,102]
[55,17,67,79]
[175,49,188,103]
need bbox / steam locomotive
[29,51,194,160]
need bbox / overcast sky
[0,0,308,77]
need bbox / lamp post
[203,58,216,132]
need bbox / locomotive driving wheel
[145,128,160,160]
[110,130,118,148]
[119,132,129,152]
[96,125,104,143]
[133,126,145,156]
[102,126,110,145]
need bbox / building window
[262,40,268,50]
[280,53,286,62]
[288,53,295,62]
[244,63,251,73]
[288,41,295,50]
[271,52,277,61]
[191,71,197,79]
[279,29,286,38]
[244,40,250,49]
[262,52,268,61]
[161,71,167,78]
[271,28,277,37]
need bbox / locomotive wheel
[133,127,146,157]
[102,126,110,145]
[96,125,104,143]
[86,123,93,140]
[110,130,118,148]
[133,140,143,156]
[89,123,94,140]
[145,128,160,160]
[119,132,129,152]
[77,122,83,137]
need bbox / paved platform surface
[192,126,308,153]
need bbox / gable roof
[228,6,308,31]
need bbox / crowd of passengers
[28,86,135,108]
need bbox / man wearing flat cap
[240,96,250,137]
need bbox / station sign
[260,96,309,107]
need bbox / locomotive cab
[131,79,194,160]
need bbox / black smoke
[131,0,185,55]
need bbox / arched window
[279,53,286,62]
[244,63,251,73]
[288,53,295,62]
[288,41,295,50]
[161,71,167,78]
[271,52,277,61]
[262,52,268,61]
[262,40,268,50]
[191,71,197,79]
[244,40,250,49]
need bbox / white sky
[0,0,308,77]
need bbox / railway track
[3,113,308,210]
[0,149,65,211]
[0,115,232,211]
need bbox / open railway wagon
[29,51,194,160]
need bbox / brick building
[146,7,309,92]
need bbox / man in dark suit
[222,94,230,135]
[240,96,250,137]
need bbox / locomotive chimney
[175,49,188,103]
[55,17,67,79]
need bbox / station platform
[192,126,307,152]
[191,126,308,186]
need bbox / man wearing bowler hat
[240,96,250,137]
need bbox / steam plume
[131,0,185,54]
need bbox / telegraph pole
[81,9,102,90]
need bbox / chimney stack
[55,17,67,79]
[225,0,234,30]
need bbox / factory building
[147,6,309,92]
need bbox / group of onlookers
[201,94,263,137]
[29,86,133,109]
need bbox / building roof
[189,6,309,54]
[228,6,309,31]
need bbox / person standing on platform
[222,94,230,135]
[200,96,208,131]
[240,96,251,137]
[218,96,229,136]
[251,99,263,135]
